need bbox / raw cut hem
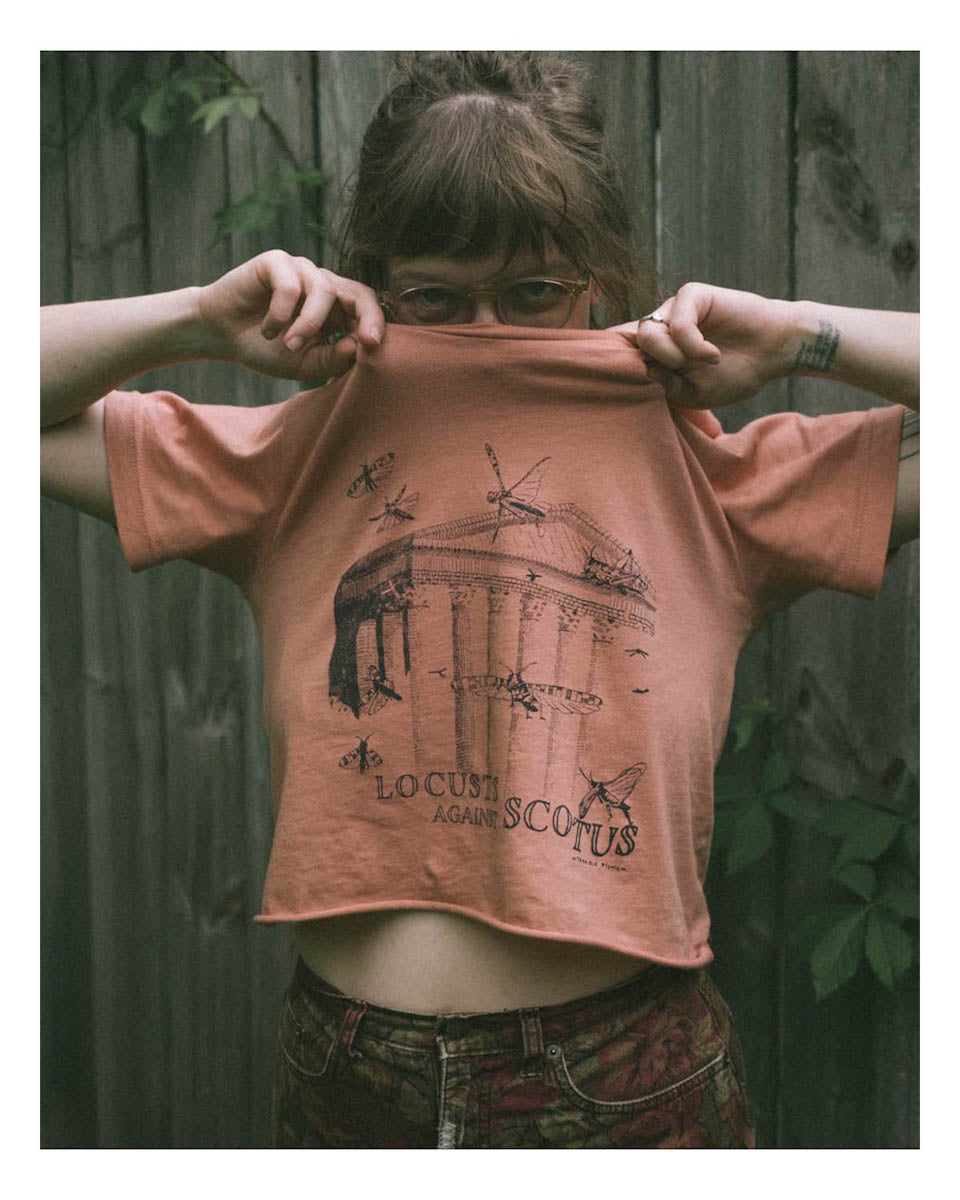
[253,898,713,971]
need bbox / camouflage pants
[271,955,756,1149]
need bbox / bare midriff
[294,909,653,1015]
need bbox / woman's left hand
[611,282,797,409]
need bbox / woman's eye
[412,288,459,310]
[509,281,566,310]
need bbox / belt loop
[336,1002,368,1059]
[519,1009,545,1079]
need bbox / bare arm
[620,285,919,549]
[40,250,386,525]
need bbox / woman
[41,52,919,1149]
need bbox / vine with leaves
[712,698,919,1000]
[110,51,326,246]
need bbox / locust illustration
[453,661,601,720]
[484,443,552,540]
[583,546,648,598]
[347,452,396,498]
[577,763,646,824]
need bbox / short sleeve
[677,403,905,622]
[103,389,287,583]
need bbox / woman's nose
[470,297,501,324]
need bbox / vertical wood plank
[775,49,919,1148]
[135,49,278,1148]
[61,50,176,1149]
[222,49,318,1143]
[316,51,395,268]
[657,50,794,1147]
[40,53,100,1146]
[569,52,658,318]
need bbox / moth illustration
[347,452,396,498]
[338,734,383,774]
[360,664,403,715]
[369,483,420,532]
[577,763,646,824]
[484,443,552,540]
[453,661,601,720]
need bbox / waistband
[291,954,700,1057]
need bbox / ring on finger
[639,309,668,325]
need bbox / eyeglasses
[378,275,591,328]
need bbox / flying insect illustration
[632,688,650,695]
[583,546,649,598]
[625,647,649,658]
[360,664,403,714]
[453,661,601,720]
[338,734,383,774]
[369,483,419,532]
[428,667,448,678]
[347,452,396,498]
[577,763,647,823]
[484,443,552,540]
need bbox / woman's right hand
[197,250,386,380]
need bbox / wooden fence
[40,51,919,1148]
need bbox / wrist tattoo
[793,320,840,374]
[899,408,919,461]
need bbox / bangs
[359,96,593,271]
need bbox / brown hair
[336,52,659,324]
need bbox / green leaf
[790,909,838,959]
[731,699,772,752]
[819,796,873,838]
[877,887,919,920]
[213,188,283,240]
[725,804,774,875]
[833,809,903,868]
[761,752,791,795]
[865,909,913,990]
[171,75,206,105]
[714,772,755,806]
[810,906,868,1000]
[191,94,239,135]
[765,790,810,823]
[236,93,260,120]
[140,83,180,137]
[831,862,876,901]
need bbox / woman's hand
[197,250,386,381]
[611,282,797,409]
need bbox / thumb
[299,335,358,380]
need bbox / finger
[298,335,359,381]
[664,285,721,362]
[635,324,688,372]
[259,257,309,341]
[282,268,342,351]
[327,277,385,348]
[284,263,384,351]
[643,359,690,405]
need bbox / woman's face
[384,249,602,329]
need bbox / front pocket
[276,988,343,1081]
[546,1041,729,1114]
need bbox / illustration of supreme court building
[328,504,657,801]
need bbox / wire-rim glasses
[378,275,591,328]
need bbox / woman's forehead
[387,248,578,286]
